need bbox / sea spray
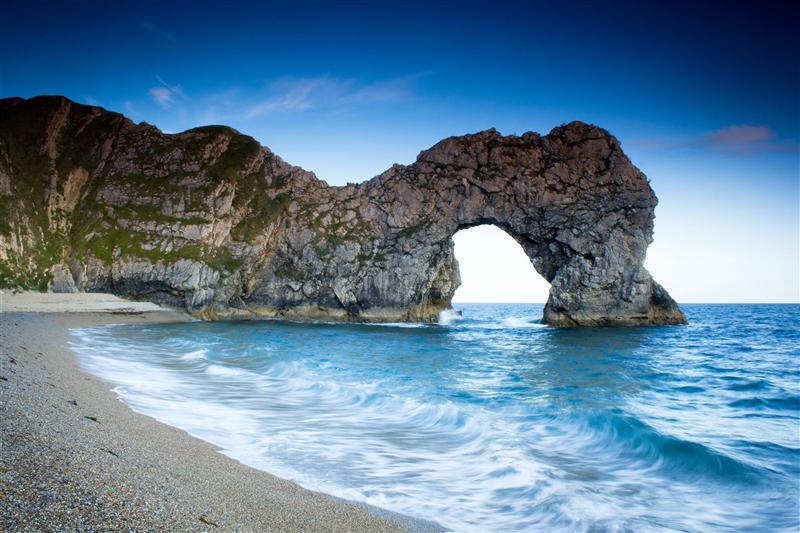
[437,308,463,325]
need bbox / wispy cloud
[245,78,325,118]
[704,125,774,146]
[244,75,418,119]
[117,73,422,133]
[148,76,185,109]
[339,76,418,105]
[630,124,798,155]
[85,96,101,107]
[148,87,173,108]
[701,125,792,154]
[123,100,141,118]
[139,19,176,42]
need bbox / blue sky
[2,0,797,302]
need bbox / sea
[69,303,800,531]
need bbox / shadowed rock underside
[0,96,686,326]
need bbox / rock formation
[0,95,686,325]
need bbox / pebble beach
[0,293,420,531]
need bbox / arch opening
[451,225,551,304]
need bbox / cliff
[0,95,685,325]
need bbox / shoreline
[0,294,438,531]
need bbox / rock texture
[0,95,685,326]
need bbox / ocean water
[70,304,800,531]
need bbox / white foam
[67,317,783,532]
[181,349,208,360]
[368,322,428,328]
[500,316,544,328]
[438,308,463,326]
[206,364,248,377]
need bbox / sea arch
[451,224,550,305]
[0,96,685,326]
[308,124,688,326]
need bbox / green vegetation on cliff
[0,95,686,326]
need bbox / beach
[0,293,416,531]
[3,295,798,530]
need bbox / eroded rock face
[0,95,686,325]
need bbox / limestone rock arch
[0,96,686,326]
[303,124,686,326]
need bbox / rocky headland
[0,95,685,326]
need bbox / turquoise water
[70,304,800,531]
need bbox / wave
[438,308,463,325]
[181,348,208,361]
[729,396,800,411]
[726,379,771,392]
[574,412,765,484]
[674,385,705,393]
[440,310,545,330]
[67,305,800,532]
[369,322,429,328]
[206,364,250,378]
[499,316,545,328]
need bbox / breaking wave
[70,303,800,531]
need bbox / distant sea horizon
[452,301,800,306]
